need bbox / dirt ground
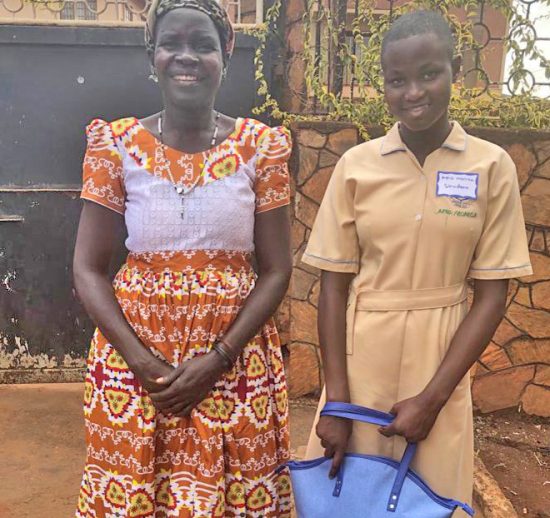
[475,410,550,518]
[1,383,531,518]
[0,384,85,518]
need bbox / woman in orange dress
[73,1,292,515]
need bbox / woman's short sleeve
[80,119,126,215]
[468,151,532,280]
[302,155,360,273]
[254,126,292,214]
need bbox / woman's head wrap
[145,0,235,69]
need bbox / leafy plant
[251,0,550,136]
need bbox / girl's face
[153,8,223,109]
[382,33,460,132]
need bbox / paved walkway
[0,384,482,517]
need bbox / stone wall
[284,121,550,418]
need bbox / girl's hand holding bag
[288,402,474,517]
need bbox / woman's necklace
[157,110,220,218]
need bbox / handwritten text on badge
[436,172,479,200]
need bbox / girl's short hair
[381,10,455,62]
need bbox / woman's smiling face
[382,32,459,132]
[153,8,224,109]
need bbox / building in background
[0,0,263,25]
[305,0,509,99]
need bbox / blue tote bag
[288,402,474,517]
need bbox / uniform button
[415,214,422,221]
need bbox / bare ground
[475,410,550,518]
[2,385,536,518]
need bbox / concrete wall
[286,121,550,418]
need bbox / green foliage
[250,0,550,136]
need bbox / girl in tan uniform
[302,10,532,514]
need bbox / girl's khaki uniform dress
[302,123,532,515]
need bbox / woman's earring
[221,68,228,82]
[149,66,158,83]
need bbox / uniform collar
[380,121,467,156]
[441,122,467,151]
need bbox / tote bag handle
[321,402,417,511]
[320,403,474,515]
[322,401,396,427]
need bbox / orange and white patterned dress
[77,116,292,517]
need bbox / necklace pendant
[176,186,184,194]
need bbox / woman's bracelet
[218,338,239,362]
[212,341,236,371]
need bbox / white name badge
[436,171,479,200]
